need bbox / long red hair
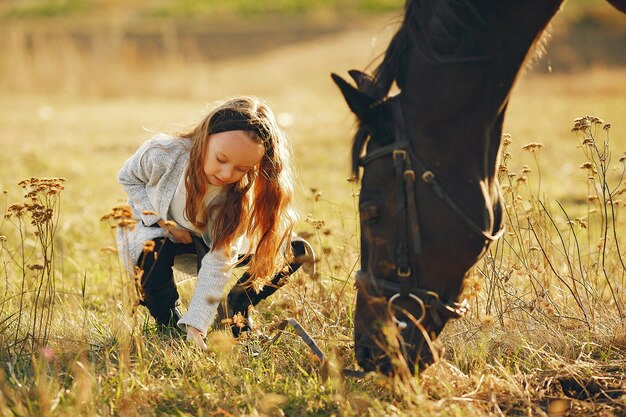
[178,97,297,280]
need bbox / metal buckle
[397,266,411,277]
[421,170,435,183]
[393,149,407,161]
[387,293,426,329]
[404,170,415,181]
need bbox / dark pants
[137,236,307,329]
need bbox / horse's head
[333,71,480,374]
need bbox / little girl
[117,96,312,348]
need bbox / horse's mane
[351,0,493,175]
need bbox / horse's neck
[402,0,563,178]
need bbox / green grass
[1,8,626,417]
[0,0,404,19]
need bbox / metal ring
[387,293,426,329]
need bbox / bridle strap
[404,169,421,254]
[393,148,412,296]
[358,140,505,243]
[359,140,411,166]
[420,168,506,241]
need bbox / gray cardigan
[117,134,240,336]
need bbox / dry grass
[1,8,626,417]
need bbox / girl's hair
[178,96,297,280]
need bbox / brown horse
[333,0,626,375]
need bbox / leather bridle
[355,97,505,329]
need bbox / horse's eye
[360,203,380,225]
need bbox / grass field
[1,4,626,417]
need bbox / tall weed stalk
[477,117,625,332]
[0,178,65,356]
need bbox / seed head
[142,240,156,253]
[521,142,544,152]
[575,217,588,229]
[579,162,597,175]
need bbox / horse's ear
[348,70,378,95]
[331,72,375,122]
[607,0,626,13]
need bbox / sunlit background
[1,1,626,414]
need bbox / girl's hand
[186,326,208,350]
[157,219,193,244]
[169,228,193,244]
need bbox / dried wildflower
[322,246,332,255]
[620,155,626,163]
[142,240,156,253]
[588,195,599,202]
[579,162,594,170]
[28,264,44,271]
[502,133,512,146]
[480,315,495,326]
[581,138,594,146]
[507,172,517,178]
[100,246,118,254]
[590,116,604,125]
[347,175,357,183]
[516,176,527,185]
[521,165,532,174]
[463,276,481,299]
[232,312,247,329]
[603,123,612,131]
[0,235,6,242]
[250,275,272,293]
[521,142,544,152]
[117,218,137,230]
[498,164,508,175]
[305,214,325,230]
[572,116,604,132]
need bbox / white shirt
[169,167,224,237]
